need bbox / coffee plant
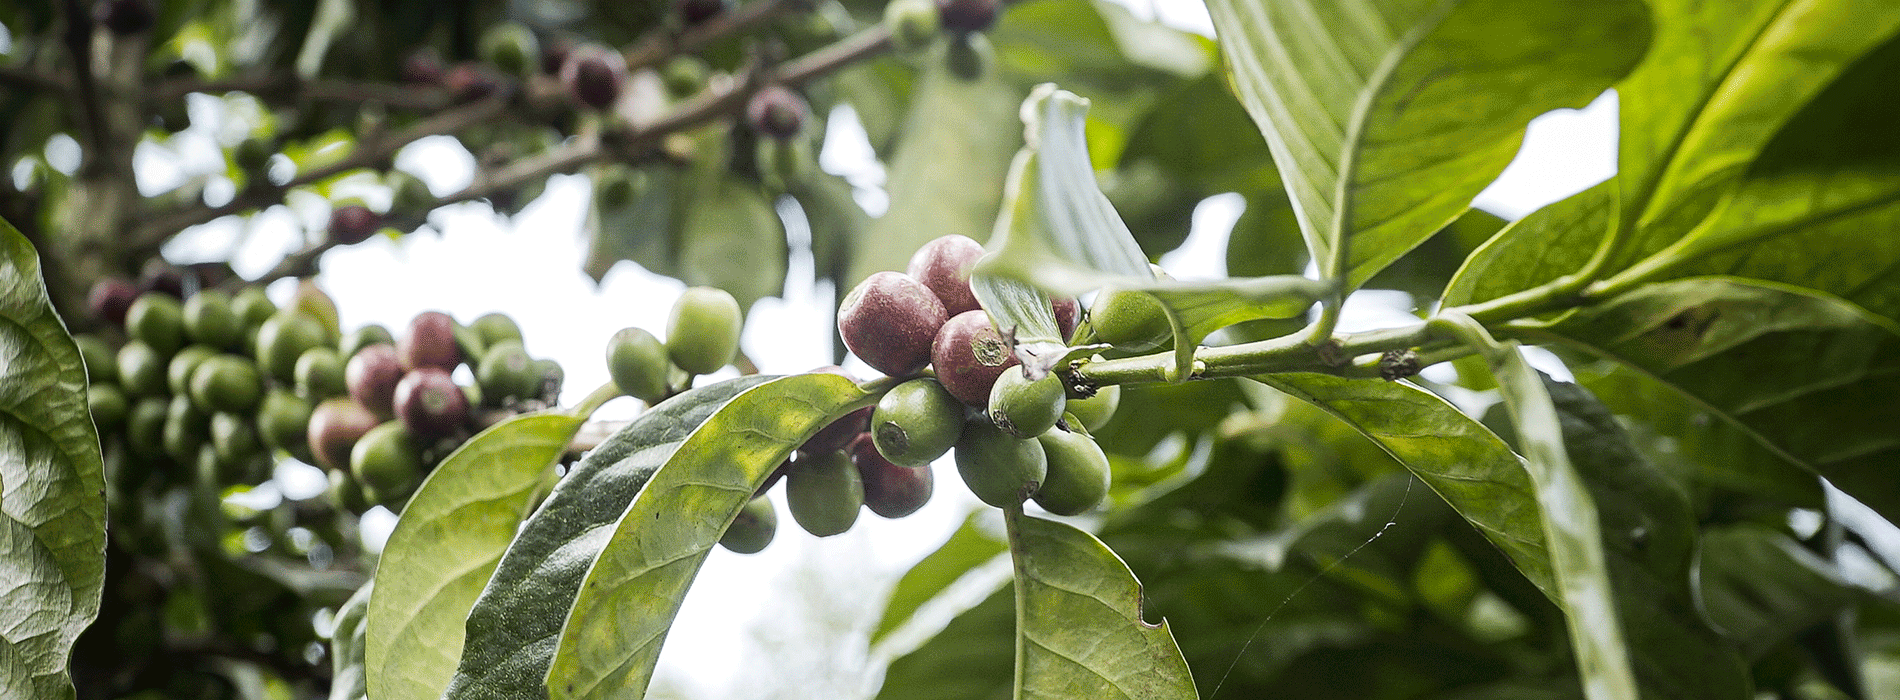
[5,0,1900,698]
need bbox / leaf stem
[1074,320,1450,386]
[571,382,624,419]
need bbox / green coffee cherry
[479,21,540,77]
[532,358,564,402]
[183,289,242,350]
[606,327,672,403]
[233,137,273,173]
[1065,384,1120,431]
[126,293,187,357]
[340,324,395,358]
[884,0,942,54]
[476,340,537,406]
[88,383,129,431]
[1031,428,1110,515]
[127,396,169,459]
[666,287,743,375]
[117,341,169,398]
[351,421,423,505]
[166,344,218,397]
[786,451,864,537]
[255,311,329,384]
[986,368,1064,439]
[256,389,313,456]
[163,395,210,464]
[471,312,523,349]
[954,418,1046,508]
[188,354,263,414]
[387,170,435,217]
[75,334,117,384]
[1090,287,1172,352]
[720,497,777,554]
[870,378,964,466]
[295,347,349,401]
[210,412,265,480]
[232,286,277,331]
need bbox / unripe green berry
[666,287,743,375]
[166,344,218,397]
[1090,287,1172,352]
[479,22,540,77]
[477,340,537,406]
[352,421,423,505]
[1031,428,1110,515]
[945,32,991,81]
[188,354,263,414]
[786,450,864,537]
[606,327,671,402]
[183,289,242,350]
[88,383,129,431]
[163,394,209,464]
[340,324,395,358]
[127,397,169,459]
[954,418,1046,508]
[295,347,349,402]
[1065,384,1120,431]
[720,497,777,554]
[870,378,964,466]
[884,0,942,54]
[471,312,523,349]
[126,293,186,357]
[255,311,329,384]
[232,286,277,331]
[117,341,169,398]
[987,368,1065,438]
[256,389,313,456]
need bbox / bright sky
[137,2,1626,695]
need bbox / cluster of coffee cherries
[82,272,562,513]
[713,235,1122,554]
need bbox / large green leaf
[1519,277,1900,522]
[1004,510,1196,699]
[1255,374,1554,597]
[676,173,787,312]
[1442,181,1617,307]
[870,511,1008,646]
[0,218,106,700]
[364,412,587,700]
[546,373,874,699]
[329,583,372,700]
[1203,0,1648,291]
[852,43,1023,287]
[876,587,1015,700]
[443,376,773,700]
[1696,525,1861,660]
[1486,348,1637,700]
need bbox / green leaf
[1613,1,1900,258]
[876,587,1015,700]
[582,165,679,283]
[677,174,787,312]
[1696,525,1862,660]
[364,412,587,700]
[871,511,1008,646]
[1485,347,1638,700]
[0,217,106,700]
[1004,510,1196,699]
[853,44,1023,288]
[547,373,875,699]
[1255,373,1555,596]
[1366,207,1509,301]
[1538,379,1750,700]
[444,376,774,700]
[1521,277,1900,522]
[1203,0,1648,291]
[1443,181,1616,307]
[329,582,372,700]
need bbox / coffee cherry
[166,344,217,397]
[328,205,382,246]
[127,397,169,459]
[209,412,265,478]
[88,383,129,432]
[399,311,462,372]
[561,45,626,111]
[660,57,708,98]
[854,436,933,518]
[1052,296,1080,341]
[676,0,730,25]
[346,344,403,419]
[387,170,434,217]
[126,293,186,357]
[117,341,168,398]
[606,327,671,403]
[870,378,964,466]
[479,22,540,77]
[532,358,565,402]
[254,311,329,384]
[745,86,808,140]
[666,287,743,375]
[719,497,777,554]
[232,286,276,331]
[352,421,423,505]
[88,278,139,326]
[394,367,470,438]
[884,0,943,54]
[135,261,187,299]
[162,395,210,464]
[256,389,313,456]
[937,0,998,33]
[183,289,242,350]
[95,0,155,35]
[786,450,863,537]
[1065,384,1120,431]
[308,398,381,472]
[954,418,1046,508]
[295,347,348,402]
[1031,428,1110,515]
[1090,287,1172,352]
[987,368,1064,438]
[471,312,522,349]
[188,354,263,414]
[802,407,872,457]
[476,340,536,406]
[340,324,394,359]
[75,334,117,384]
[931,309,1018,406]
[839,272,948,377]
[905,235,985,317]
